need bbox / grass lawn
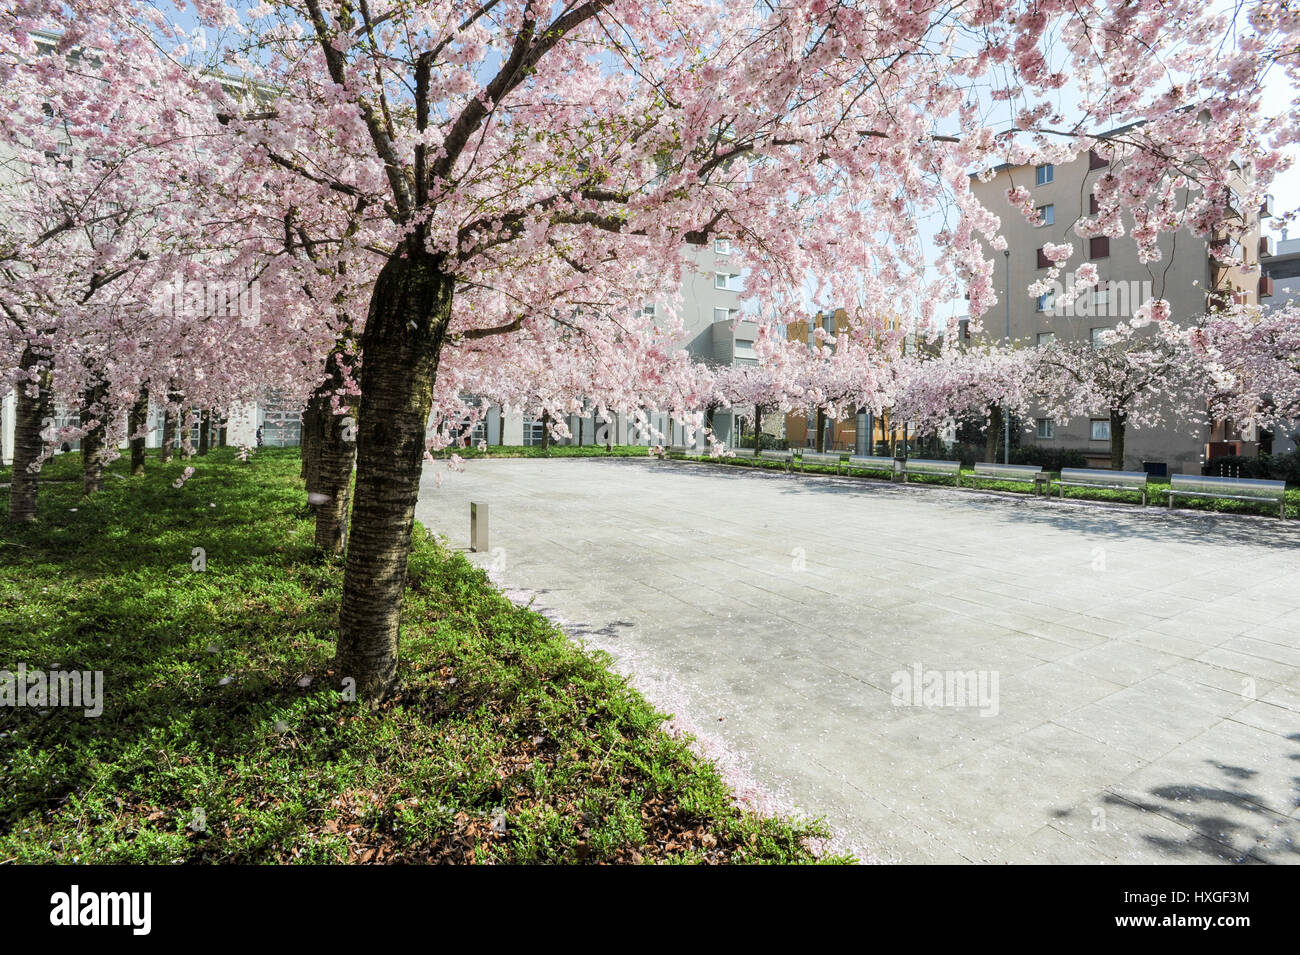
[678,452,1300,519]
[0,447,841,864]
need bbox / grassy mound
[0,447,841,864]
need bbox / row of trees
[702,304,1300,471]
[3,1,1298,702]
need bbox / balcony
[1259,234,1276,258]
[1260,273,1274,299]
[1260,193,1275,219]
[1223,187,1244,218]
[1210,239,1242,266]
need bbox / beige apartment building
[969,145,1269,474]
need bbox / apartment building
[1256,230,1300,455]
[1260,229,1300,300]
[969,143,1268,473]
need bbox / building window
[714,272,740,291]
[1036,163,1054,185]
[1037,204,1054,226]
[1089,236,1110,259]
[1036,418,1055,440]
[1093,287,1110,313]
[1088,148,1108,170]
[1036,247,1051,269]
[713,306,739,323]
[1037,331,1056,347]
[1036,290,1055,312]
[714,238,731,255]
[522,418,546,446]
[1089,194,1099,215]
[1090,419,1111,442]
[641,303,656,318]
[1090,326,1111,348]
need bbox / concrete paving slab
[416,456,1300,863]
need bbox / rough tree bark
[198,409,211,456]
[985,405,1004,463]
[300,399,319,483]
[128,390,149,476]
[7,344,51,522]
[302,349,357,555]
[1110,409,1127,470]
[180,408,195,458]
[541,410,551,452]
[80,382,111,496]
[160,411,175,463]
[814,408,827,453]
[336,252,453,703]
[753,404,767,456]
[160,385,180,463]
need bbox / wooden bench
[797,450,845,474]
[758,449,793,471]
[846,454,898,480]
[967,462,1044,492]
[1054,468,1150,506]
[1163,473,1287,519]
[898,458,961,485]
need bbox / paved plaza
[415,457,1300,863]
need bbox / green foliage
[736,433,788,451]
[1009,446,1090,471]
[1203,451,1300,483]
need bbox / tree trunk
[198,409,211,455]
[753,404,766,456]
[985,405,1003,463]
[1110,409,1127,470]
[337,252,453,704]
[301,397,322,486]
[128,390,149,476]
[161,386,180,463]
[815,408,827,453]
[541,410,551,452]
[7,345,50,522]
[314,408,356,554]
[303,351,357,555]
[160,410,175,463]
[81,382,110,496]
[301,398,319,481]
[181,408,195,458]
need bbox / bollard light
[470,501,487,552]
